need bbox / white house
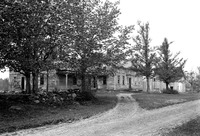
[9,67,186,93]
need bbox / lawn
[1,91,200,135]
[131,92,200,110]
[0,92,117,134]
[132,92,200,136]
[162,116,200,136]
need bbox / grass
[131,92,200,110]
[0,92,117,134]
[1,91,199,135]
[162,117,200,136]
[132,92,200,136]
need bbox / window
[118,75,120,84]
[122,76,125,85]
[40,74,44,85]
[103,76,107,85]
[73,77,77,85]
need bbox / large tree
[60,0,133,98]
[155,38,186,90]
[0,0,61,93]
[131,22,156,92]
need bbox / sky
[0,0,200,79]
[112,0,200,72]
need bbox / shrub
[75,91,97,102]
[162,89,179,94]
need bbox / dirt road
[2,93,200,136]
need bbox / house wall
[9,70,59,92]
[106,68,139,91]
[9,71,25,92]
[9,69,186,93]
[97,76,114,90]
[142,78,186,93]
[169,82,186,93]
[142,78,166,93]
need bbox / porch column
[113,75,116,90]
[66,74,68,89]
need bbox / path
[2,93,200,136]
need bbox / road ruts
[2,93,200,136]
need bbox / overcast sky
[113,0,200,72]
[0,0,199,79]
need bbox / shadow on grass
[0,93,117,134]
[162,116,200,136]
[131,92,200,110]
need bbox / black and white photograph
[0,0,200,135]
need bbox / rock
[34,100,40,103]
[72,93,77,98]
[73,101,80,105]
[53,96,56,101]
[9,106,22,111]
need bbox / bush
[75,91,96,102]
[162,89,179,94]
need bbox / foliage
[59,0,133,95]
[185,69,200,92]
[0,0,62,93]
[131,21,156,92]
[155,38,186,89]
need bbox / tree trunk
[166,82,169,90]
[81,74,86,92]
[95,76,98,90]
[81,73,95,101]
[146,77,150,93]
[46,70,49,92]
[25,72,31,94]
[87,75,92,92]
[32,70,39,94]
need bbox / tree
[185,71,196,91]
[131,22,156,92]
[185,68,200,92]
[60,0,133,99]
[155,38,186,90]
[0,0,61,93]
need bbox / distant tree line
[185,68,200,92]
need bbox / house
[142,77,186,93]
[9,67,186,93]
[9,66,143,92]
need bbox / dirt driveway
[2,93,200,136]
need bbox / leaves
[59,0,133,77]
[155,38,186,85]
[131,22,156,78]
[0,0,61,74]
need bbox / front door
[129,78,132,89]
[21,77,25,90]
